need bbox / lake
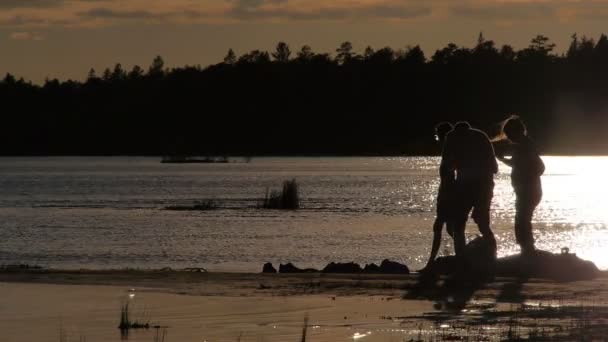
[1,156,607,271]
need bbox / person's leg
[472,181,497,252]
[451,213,469,257]
[452,182,472,257]
[515,190,541,254]
[424,218,445,268]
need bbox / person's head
[454,121,471,130]
[452,121,472,136]
[502,115,527,142]
[434,122,453,143]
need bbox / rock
[496,250,599,281]
[262,262,277,273]
[322,262,362,273]
[379,259,410,274]
[182,267,207,272]
[278,263,318,273]
[427,236,496,276]
[363,263,381,273]
[425,237,600,281]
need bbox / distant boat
[161,156,229,164]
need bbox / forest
[2,33,608,156]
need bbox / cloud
[449,0,608,23]
[450,2,555,21]
[229,0,288,10]
[227,2,432,21]
[9,31,44,40]
[78,8,170,20]
[0,0,64,9]
[4,0,608,30]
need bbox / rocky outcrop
[427,236,599,281]
[270,259,411,274]
[378,259,410,274]
[495,250,599,281]
[278,263,319,273]
[262,262,277,273]
[322,262,363,273]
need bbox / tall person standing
[440,121,499,258]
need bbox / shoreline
[4,269,608,341]
[3,268,608,299]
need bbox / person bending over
[440,121,498,257]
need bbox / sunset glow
[4,0,608,82]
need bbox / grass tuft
[259,179,300,210]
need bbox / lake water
[1,156,608,271]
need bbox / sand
[2,270,608,341]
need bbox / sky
[3,0,608,83]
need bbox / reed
[260,179,300,210]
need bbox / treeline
[2,33,608,156]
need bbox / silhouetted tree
[500,45,516,62]
[238,50,270,64]
[3,73,16,84]
[2,33,608,156]
[335,41,354,64]
[87,68,98,82]
[148,55,165,77]
[128,65,144,79]
[111,63,127,82]
[363,46,375,60]
[102,68,112,81]
[272,42,291,62]
[398,45,425,66]
[223,48,237,65]
[296,45,315,62]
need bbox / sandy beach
[2,269,608,341]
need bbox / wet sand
[2,270,608,341]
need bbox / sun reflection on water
[492,156,608,268]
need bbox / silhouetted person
[496,116,545,255]
[424,122,455,269]
[440,121,498,257]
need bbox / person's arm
[485,135,499,173]
[439,135,456,182]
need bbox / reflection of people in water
[440,121,498,257]
[424,122,455,269]
[496,116,545,255]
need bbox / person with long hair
[496,116,545,255]
[423,122,454,269]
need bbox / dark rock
[496,250,599,281]
[322,262,362,273]
[426,236,498,276]
[379,259,410,274]
[363,263,381,273]
[425,237,599,281]
[278,263,318,273]
[262,262,277,273]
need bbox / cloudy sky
[3,0,608,83]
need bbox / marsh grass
[300,314,309,342]
[400,300,608,341]
[153,326,167,342]
[259,179,300,210]
[192,199,220,210]
[165,199,220,211]
[118,302,150,333]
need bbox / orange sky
[3,0,608,83]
